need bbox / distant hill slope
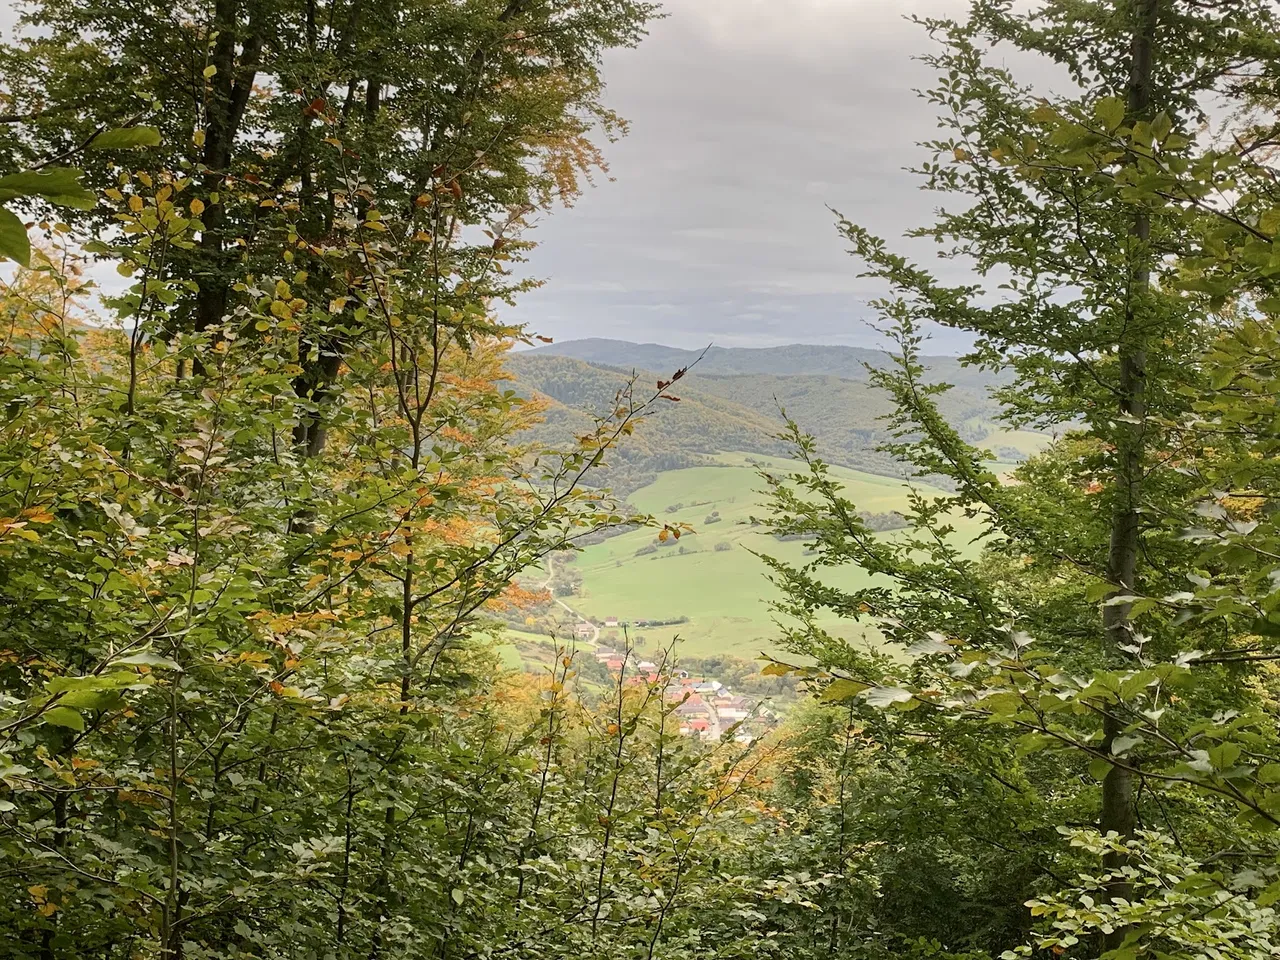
[522,337,997,392]
[506,340,1018,494]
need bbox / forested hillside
[508,344,1014,491]
[5,2,1280,960]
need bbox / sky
[0,0,1044,353]
[507,0,986,353]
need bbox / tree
[0,0,657,446]
[762,1,1280,955]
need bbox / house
[676,700,717,739]
[594,648,620,662]
[675,694,709,718]
[714,695,752,721]
[603,617,619,628]
[575,623,594,639]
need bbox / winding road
[540,556,599,645]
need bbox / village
[512,566,789,745]
[587,641,779,744]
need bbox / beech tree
[0,0,655,449]
[764,1,1280,955]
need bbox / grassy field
[493,628,574,670]
[510,451,1010,660]
[977,427,1055,459]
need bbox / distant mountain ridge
[522,337,995,391]
[507,339,1017,495]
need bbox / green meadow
[506,442,1047,660]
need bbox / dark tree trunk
[1100,0,1161,949]
[193,0,261,340]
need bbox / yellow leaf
[189,198,205,216]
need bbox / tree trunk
[193,0,261,340]
[1100,0,1160,949]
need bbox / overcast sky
[508,0,988,352]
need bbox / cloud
[507,0,988,352]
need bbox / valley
[500,446,1044,663]
[492,339,1052,666]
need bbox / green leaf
[115,651,183,671]
[451,888,465,905]
[0,208,30,267]
[1094,96,1125,133]
[0,168,95,209]
[905,633,953,658]
[89,127,162,150]
[860,686,914,709]
[1111,735,1142,756]
[42,706,85,731]
[820,679,870,702]
[1259,878,1280,907]
[58,690,124,711]
[1015,733,1056,757]
[1085,579,1119,603]
[46,672,142,695]
[1151,111,1172,143]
